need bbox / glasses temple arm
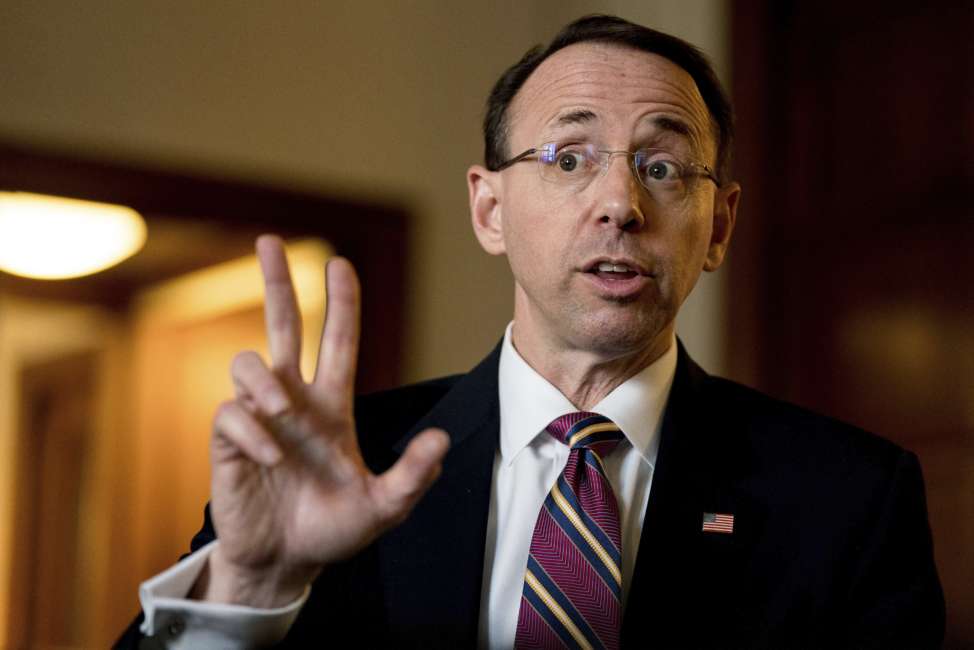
[494,148,538,171]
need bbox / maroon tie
[514,412,624,650]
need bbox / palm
[206,236,447,606]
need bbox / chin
[571,309,670,359]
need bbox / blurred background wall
[0,1,730,646]
[1,0,971,648]
[0,0,729,384]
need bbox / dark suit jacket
[118,342,944,649]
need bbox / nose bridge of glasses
[595,149,645,193]
[596,149,633,174]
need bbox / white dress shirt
[480,323,676,648]
[139,324,677,648]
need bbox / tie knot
[546,412,624,456]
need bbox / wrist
[190,545,318,609]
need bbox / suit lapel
[377,344,501,647]
[367,340,768,647]
[623,342,766,647]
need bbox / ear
[467,164,506,256]
[703,181,741,272]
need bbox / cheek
[669,195,713,255]
[501,212,543,289]
[654,207,713,290]
[502,196,560,271]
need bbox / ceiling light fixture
[0,191,147,280]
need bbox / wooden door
[8,352,96,648]
[731,2,974,646]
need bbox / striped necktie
[514,412,625,650]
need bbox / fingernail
[262,443,282,465]
[429,431,450,454]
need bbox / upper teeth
[597,262,632,273]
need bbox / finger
[371,428,450,527]
[212,400,283,466]
[256,234,302,380]
[231,380,259,415]
[230,350,292,417]
[312,257,361,404]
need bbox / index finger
[256,234,302,378]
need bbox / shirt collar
[497,322,677,467]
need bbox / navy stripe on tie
[544,479,622,590]
[525,555,603,649]
[556,470,623,566]
[521,586,584,650]
[571,428,625,450]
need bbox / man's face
[470,42,738,363]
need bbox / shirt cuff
[139,540,309,649]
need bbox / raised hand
[195,235,449,608]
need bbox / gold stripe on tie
[568,422,621,447]
[551,483,622,586]
[590,452,608,476]
[525,569,594,650]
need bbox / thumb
[372,428,450,527]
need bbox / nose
[594,152,645,231]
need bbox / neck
[511,322,674,411]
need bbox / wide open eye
[640,157,681,183]
[537,144,596,187]
[632,149,686,184]
[649,160,676,180]
[555,150,586,173]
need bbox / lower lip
[582,270,652,298]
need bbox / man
[118,15,944,649]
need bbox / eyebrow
[649,115,693,139]
[551,111,697,142]
[554,109,598,127]
[544,111,703,153]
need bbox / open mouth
[586,261,642,281]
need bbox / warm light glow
[0,192,147,279]
[134,238,331,325]
[134,238,331,381]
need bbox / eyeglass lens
[536,143,707,203]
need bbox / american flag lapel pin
[702,512,734,534]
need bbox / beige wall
[0,0,731,380]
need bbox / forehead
[507,42,715,156]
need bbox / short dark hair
[483,14,734,182]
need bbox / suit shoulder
[700,374,911,475]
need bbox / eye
[635,151,683,183]
[648,161,673,180]
[555,150,585,173]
